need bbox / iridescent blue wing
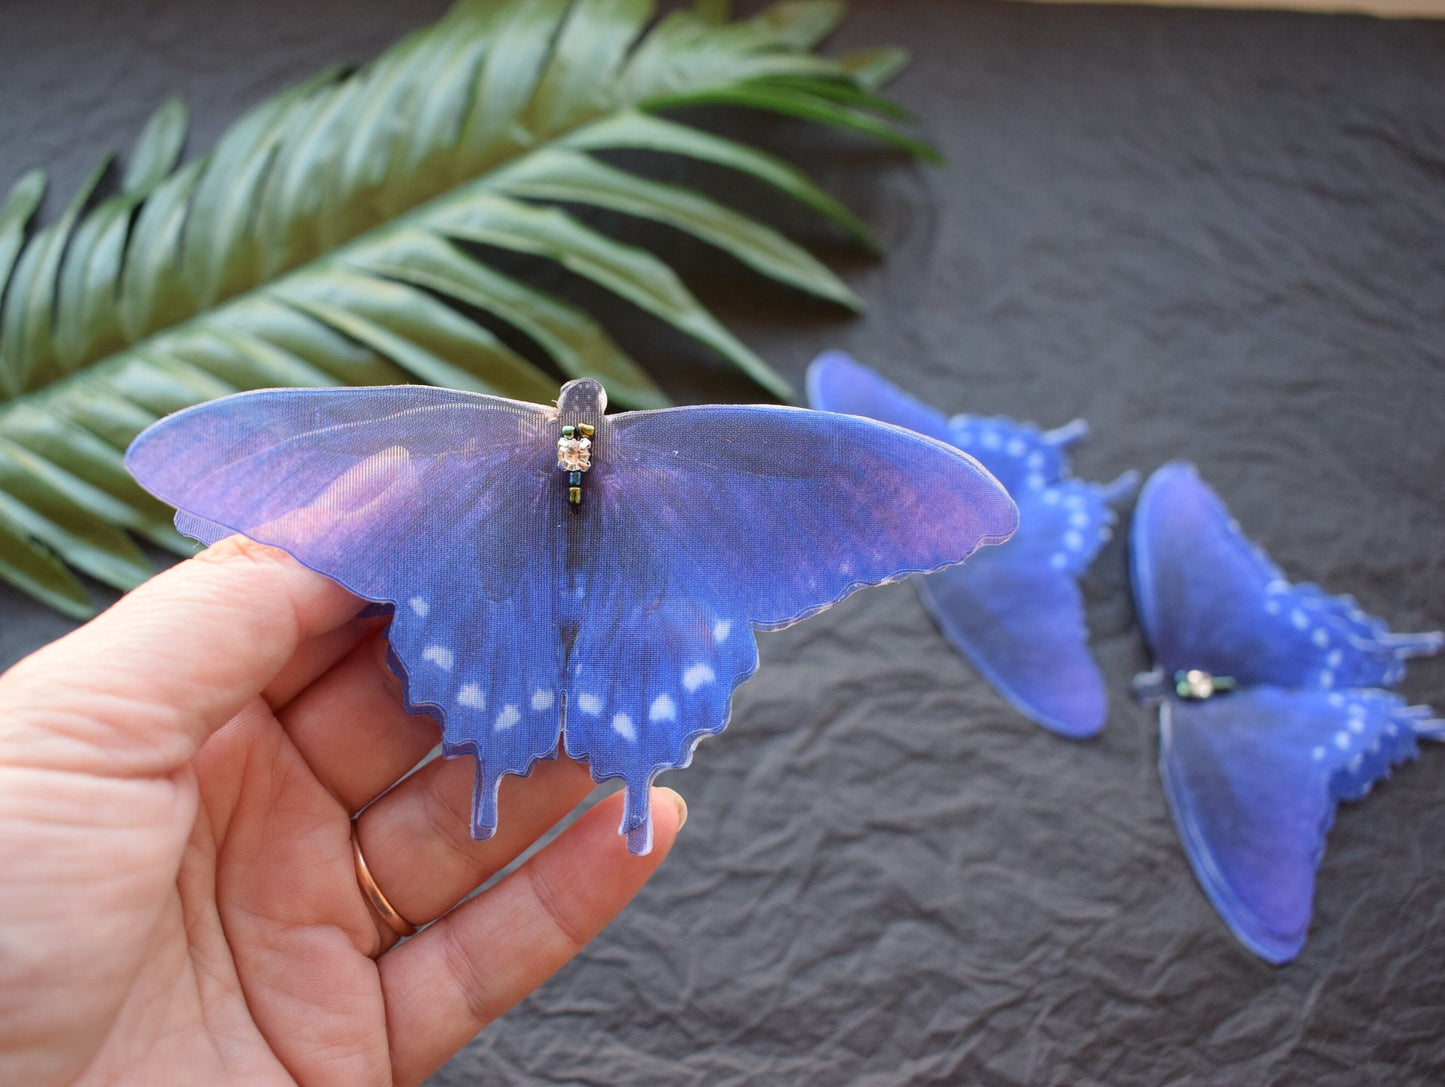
[126,386,568,838]
[805,349,957,445]
[1130,461,1442,961]
[1130,462,1442,690]
[1161,687,1440,963]
[564,402,1018,852]
[807,351,1132,737]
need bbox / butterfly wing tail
[1098,468,1141,506]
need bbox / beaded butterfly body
[806,352,1134,737]
[1130,462,1442,962]
[126,378,1017,853]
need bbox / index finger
[0,537,361,779]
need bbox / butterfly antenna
[1042,419,1089,448]
[1408,711,1445,740]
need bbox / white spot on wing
[1311,745,1326,761]
[495,704,521,731]
[683,664,715,692]
[1006,437,1026,456]
[578,693,603,716]
[1291,609,1309,630]
[1312,628,1329,648]
[649,694,678,722]
[612,713,637,741]
[423,646,454,671]
[409,596,429,618]
[531,690,554,711]
[713,620,731,644]
[457,683,485,709]
[1335,731,1351,750]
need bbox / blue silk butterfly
[1130,462,1442,962]
[806,351,1135,737]
[126,379,1017,853]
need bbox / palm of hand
[0,542,681,1087]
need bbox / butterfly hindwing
[807,352,1131,736]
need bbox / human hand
[0,538,684,1086]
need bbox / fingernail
[667,788,688,831]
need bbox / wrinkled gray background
[3,1,1444,1083]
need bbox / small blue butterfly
[1130,462,1442,962]
[126,379,1017,853]
[806,351,1135,737]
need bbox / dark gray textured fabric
[2,2,1443,1084]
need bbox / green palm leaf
[0,0,931,617]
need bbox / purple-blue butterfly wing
[1161,687,1431,963]
[126,386,568,837]
[1130,462,1438,691]
[807,351,1129,737]
[1130,461,1442,961]
[128,382,1018,854]
[567,403,1018,852]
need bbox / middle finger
[353,750,598,931]
[279,628,441,812]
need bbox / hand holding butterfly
[0,537,685,1087]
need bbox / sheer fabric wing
[1131,462,1438,691]
[806,349,957,445]
[566,403,1018,852]
[126,386,567,836]
[914,478,1117,737]
[808,351,1129,737]
[1161,687,1428,963]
